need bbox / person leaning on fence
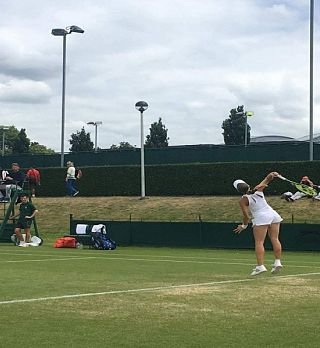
[26,167,41,197]
[9,193,38,247]
[66,161,79,197]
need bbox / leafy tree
[29,142,55,154]
[0,126,19,154]
[69,127,94,152]
[110,142,135,150]
[12,128,30,153]
[221,105,251,145]
[145,117,169,148]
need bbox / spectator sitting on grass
[282,176,315,202]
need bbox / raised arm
[254,172,279,192]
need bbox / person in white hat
[233,172,283,276]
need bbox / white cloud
[0,79,52,103]
[0,0,318,150]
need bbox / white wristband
[241,224,248,229]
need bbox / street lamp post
[236,110,254,146]
[51,25,84,167]
[309,0,314,161]
[0,126,10,156]
[87,121,102,152]
[135,101,148,199]
[244,113,248,147]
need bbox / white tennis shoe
[250,265,267,276]
[271,265,283,274]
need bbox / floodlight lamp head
[135,101,148,113]
[87,121,102,126]
[51,28,68,36]
[68,25,85,34]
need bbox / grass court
[1,245,320,347]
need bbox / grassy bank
[30,196,320,241]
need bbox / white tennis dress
[244,191,283,226]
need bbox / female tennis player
[233,172,283,276]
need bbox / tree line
[0,126,55,155]
[70,107,250,153]
[69,117,169,152]
[3,108,249,154]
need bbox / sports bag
[91,232,116,250]
[54,237,77,248]
[91,224,116,250]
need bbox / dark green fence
[30,160,320,197]
[2,142,320,168]
[70,218,320,251]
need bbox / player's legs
[252,225,268,265]
[267,223,282,259]
[24,227,31,243]
[268,223,283,273]
[14,227,24,242]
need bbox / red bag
[54,237,77,248]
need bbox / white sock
[257,265,265,270]
[274,259,282,267]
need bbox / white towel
[76,224,88,235]
[91,224,106,233]
[26,236,43,247]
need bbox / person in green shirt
[10,193,38,247]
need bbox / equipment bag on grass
[91,224,116,250]
[54,236,77,248]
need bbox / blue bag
[91,224,116,250]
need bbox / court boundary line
[2,255,320,270]
[1,249,320,265]
[1,271,320,305]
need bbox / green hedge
[35,161,320,196]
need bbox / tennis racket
[277,175,317,196]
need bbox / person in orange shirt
[26,167,41,197]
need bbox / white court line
[0,251,83,258]
[2,255,320,269]
[1,249,320,266]
[4,256,99,263]
[1,271,320,305]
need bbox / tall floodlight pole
[135,101,148,198]
[51,25,84,167]
[244,113,248,147]
[87,121,102,152]
[0,126,9,156]
[236,110,254,146]
[309,0,314,161]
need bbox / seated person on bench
[3,163,26,202]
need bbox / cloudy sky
[0,0,319,151]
